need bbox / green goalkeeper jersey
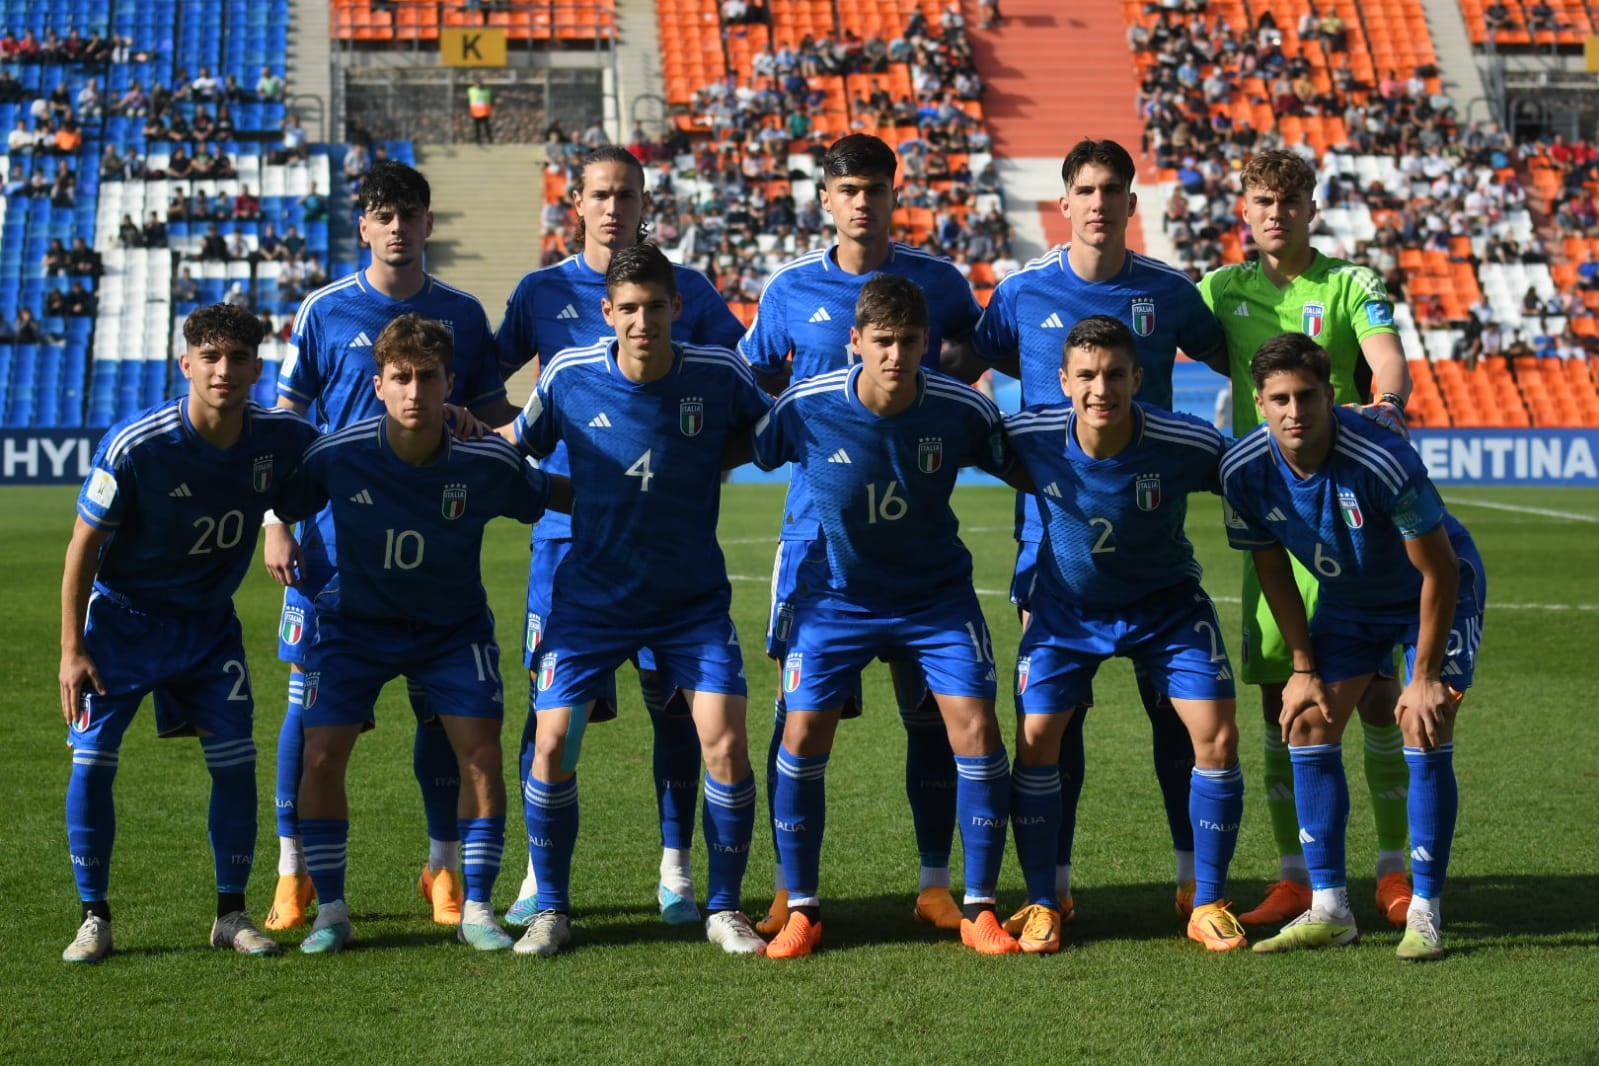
[1198,251,1398,436]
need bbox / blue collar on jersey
[177,396,252,453]
[356,269,434,305]
[1265,405,1345,485]
[843,362,928,413]
[1066,402,1147,459]
[602,337,685,381]
[823,242,897,274]
[377,415,452,464]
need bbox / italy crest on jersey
[1301,302,1326,338]
[1338,488,1364,529]
[537,652,558,691]
[918,437,944,474]
[1131,299,1156,338]
[680,397,704,437]
[1135,473,1162,511]
[525,612,542,655]
[253,455,273,493]
[772,603,793,643]
[1016,655,1031,695]
[303,671,319,709]
[783,652,803,693]
[442,483,467,520]
[280,605,306,646]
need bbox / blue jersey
[513,339,771,625]
[1219,407,1478,624]
[77,399,317,612]
[751,365,1013,610]
[1006,402,1225,608]
[274,416,549,627]
[739,242,982,540]
[497,254,745,542]
[973,245,1224,544]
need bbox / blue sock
[955,750,1010,902]
[1189,764,1244,907]
[201,735,257,895]
[518,679,538,805]
[1289,744,1349,893]
[642,670,700,851]
[1056,710,1087,867]
[410,681,460,847]
[274,675,304,838]
[524,774,579,912]
[765,695,785,869]
[702,773,755,912]
[1010,761,1060,906]
[901,698,956,869]
[1404,744,1457,900]
[66,746,118,902]
[773,749,828,900]
[1138,674,1196,853]
[300,817,349,907]
[460,815,505,905]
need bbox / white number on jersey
[222,659,251,701]
[865,481,909,524]
[1312,541,1342,578]
[626,449,655,492]
[383,528,426,570]
[1088,517,1115,554]
[187,510,247,555]
[964,620,995,664]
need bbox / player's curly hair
[182,302,264,351]
[373,313,455,373]
[1250,331,1330,390]
[854,273,927,332]
[1060,138,1136,190]
[822,134,899,182]
[605,242,677,297]
[1063,314,1139,369]
[358,160,432,215]
[1237,149,1317,198]
[571,146,651,247]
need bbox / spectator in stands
[117,213,142,248]
[47,81,72,122]
[342,141,370,184]
[0,30,19,61]
[257,67,284,102]
[50,162,75,208]
[42,238,70,276]
[0,69,23,104]
[66,280,95,318]
[276,257,303,298]
[210,149,236,180]
[191,66,219,101]
[2,163,25,197]
[14,307,42,342]
[142,211,167,246]
[99,144,131,181]
[192,107,216,143]
[69,237,101,279]
[227,229,251,261]
[225,281,250,310]
[172,267,199,303]
[194,223,229,262]
[300,181,328,221]
[148,80,171,118]
[581,116,610,148]
[221,73,247,104]
[83,31,112,63]
[467,75,494,144]
[14,29,40,62]
[167,109,193,142]
[76,78,101,119]
[281,224,306,259]
[7,119,33,155]
[274,113,308,164]
[27,166,50,198]
[53,119,83,156]
[141,114,166,142]
[234,184,260,220]
[256,223,286,262]
[168,147,195,181]
[215,102,236,141]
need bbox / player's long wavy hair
[374,313,455,374]
[855,273,926,332]
[183,302,264,350]
[570,146,651,248]
[1237,149,1316,198]
[358,160,432,215]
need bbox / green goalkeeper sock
[1263,734,1305,871]
[1362,721,1410,854]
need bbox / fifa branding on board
[918,437,943,473]
[1131,299,1156,337]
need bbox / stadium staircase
[613,0,666,143]
[1418,0,1490,105]
[286,0,334,127]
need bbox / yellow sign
[441,28,507,67]
[1587,35,1599,73]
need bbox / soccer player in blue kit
[505,245,771,958]
[969,138,1226,925]
[262,161,517,931]
[1003,316,1246,955]
[750,274,1019,959]
[58,304,317,963]
[739,133,986,936]
[496,146,747,928]
[274,315,564,955]
[1220,333,1485,961]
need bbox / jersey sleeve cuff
[76,506,117,530]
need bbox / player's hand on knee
[1395,676,1457,749]
[263,523,303,587]
[1279,672,1330,742]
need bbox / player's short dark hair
[1250,331,1330,391]
[183,302,264,351]
[605,242,677,297]
[1238,149,1316,199]
[1060,138,1136,190]
[572,146,650,245]
[854,273,927,333]
[373,313,454,373]
[358,160,431,215]
[822,133,898,183]
[1063,314,1139,369]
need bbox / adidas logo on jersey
[588,412,613,428]
[1233,302,1250,318]
[1216,665,1232,681]
[1265,507,1287,522]
[809,306,832,323]
[1040,313,1065,329]
[827,449,852,464]
[557,304,580,320]
[1041,481,1062,498]
[168,483,192,498]
[349,331,373,348]
[349,489,374,504]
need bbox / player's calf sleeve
[1189,764,1244,907]
[1288,744,1349,893]
[201,735,257,895]
[955,750,1011,903]
[765,695,785,867]
[411,720,460,849]
[459,816,506,904]
[1362,721,1410,853]
[300,817,349,907]
[1056,711,1087,865]
[701,773,756,912]
[1138,676,1197,853]
[1403,745,1457,901]
[274,677,305,838]
[66,748,118,902]
[901,698,956,869]
[773,750,827,901]
[1263,734,1304,861]
[1010,761,1061,906]
[641,671,700,852]
[523,774,578,912]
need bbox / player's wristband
[1379,391,1406,410]
[1292,667,1317,674]
[262,509,284,527]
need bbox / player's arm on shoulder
[506,379,557,457]
[275,394,307,416]
[937,335,990,385]
[1192,270,1233,376]
[59,516,111,722]
[542,472,573,515]
[748,401,793,471]
[1398,526,1462,746]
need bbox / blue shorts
[70,591,255,749]
[1016,586,1237,713]
[526,538,649,686]
[276,550,334,666]
[1011,539,1040,610]
[766,538,815,660]
[781,593,998,712]
[1312,553,1487,690]
[534,606,746,715]
[301,609,505,729]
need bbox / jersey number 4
[627,449,655,492]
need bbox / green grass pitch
[1,483,1596,1064]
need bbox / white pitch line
[1444,497,1599,523]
